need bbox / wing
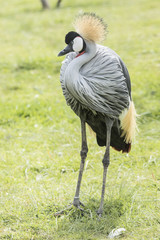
[118,56,132,99]
[60,45,130,119]
[79,45,130,118]
[106,46,132,98]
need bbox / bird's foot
[73,197,85,211]
[54,198,85,216]
[54,203,73,216]
[97,207,103,218]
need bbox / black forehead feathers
[65,31,81,44]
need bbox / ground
[0,0,160,239]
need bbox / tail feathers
[120,101,138,144]
[96,125,131,153]
[110,126,131,153]
[86,102,138,153]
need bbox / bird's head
[58,31,86,57]
[58,13,107,57]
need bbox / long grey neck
[71,40,97,69]
[64,41,97,94]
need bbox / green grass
[0,0,160,239]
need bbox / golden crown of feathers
[73,12,107,43]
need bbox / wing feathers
[60,45,130,118]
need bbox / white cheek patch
[73,37,83,52]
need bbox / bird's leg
[55,115,87,216]
[73,115,88,210]
[97,117,113,217]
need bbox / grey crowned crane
[58,13,137,216]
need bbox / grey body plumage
[60,42,130,119]
[57,13,137,216]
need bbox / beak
[58,44,73,57]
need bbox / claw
[73,197,85,209]
[79,200,85,207]
[55,199,85,216]
[97,208,103,218]
[54,204,73,216]
[76,205,84,212]
[97,213,102,218]
[73,198,85,213]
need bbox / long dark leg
[73,114,88,209]
[97,117,113,216]
[55,115,88,216]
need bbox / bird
[58,12,137,216]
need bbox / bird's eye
[72,37,83,52]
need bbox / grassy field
[0,0,160,239]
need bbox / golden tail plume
[120,101,138,143]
